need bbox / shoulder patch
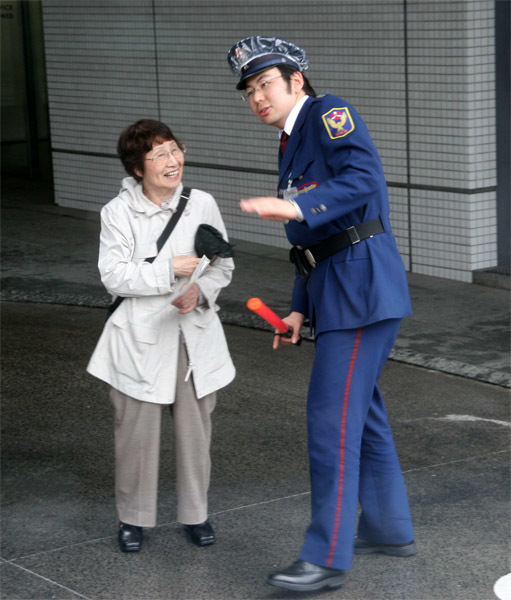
[321,107,355,139]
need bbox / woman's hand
[240,197,298,221]
[172,283,200,314]
[173,255,201,278]
[273,311,305,349]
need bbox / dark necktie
[279,131,289,155]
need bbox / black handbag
[105,187,191,319]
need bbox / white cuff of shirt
[287,199,304,222]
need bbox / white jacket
[87,178,235,404]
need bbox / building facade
[39,0,506,282]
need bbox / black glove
[194,224,235,262]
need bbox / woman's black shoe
[118,522,143,552]
[184,521,215,546]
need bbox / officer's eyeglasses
[241,75,284,102]
[146,144,186,165]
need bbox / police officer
[227,36,416,592]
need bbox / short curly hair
[117,119,182,183]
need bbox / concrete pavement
[1,176,510,599]
[1,302,509,600]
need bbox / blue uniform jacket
[280,94,411,334]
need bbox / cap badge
[322,107,355,139]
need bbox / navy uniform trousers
[297,318,414,570]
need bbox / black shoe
[354,537,417,556]
[267,560,347,592]
[118,522,143,552]
[184,521,215,547]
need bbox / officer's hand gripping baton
[246,297,302,346]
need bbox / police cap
[227,36,309,90]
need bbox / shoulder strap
[106,187,191,318]
[146,186,191,263]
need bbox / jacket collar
[121,178,184,216]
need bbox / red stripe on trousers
[326,327,363,567]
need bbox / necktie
[279,131,289,155]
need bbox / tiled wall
[406,0,497,280]
[41,0,497,282]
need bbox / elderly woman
[87,119,235,553]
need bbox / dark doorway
[1,1,52,182]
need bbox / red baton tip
[247,297,288,333]
[246,297,263,311]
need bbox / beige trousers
[109,340,217,528]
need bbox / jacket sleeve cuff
[154,260,173,293]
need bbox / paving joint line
[2,560,92,600]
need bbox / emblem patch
[322,107,355,139]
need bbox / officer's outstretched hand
[240,197,298,221]
[273,311,305,350]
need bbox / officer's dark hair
[117,119,183,183]
[277,65,317,98]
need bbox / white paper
[168,255,210,304]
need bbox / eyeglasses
[145,144,186,164]
[241,75,284,102]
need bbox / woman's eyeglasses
[146,144,186,164]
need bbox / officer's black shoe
[118,522,143,552]
[354,537,417,556]
[184,521,215,547]
[267,560,347,592]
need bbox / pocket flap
[111,310,158,344]
[131,324,158,344]
[191,308,215,328]
[175,238,195,255]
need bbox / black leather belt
[290,217,385,277]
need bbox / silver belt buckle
[304,249,317,268]
[346,226,361,244]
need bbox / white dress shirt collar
[280,95,309,138]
